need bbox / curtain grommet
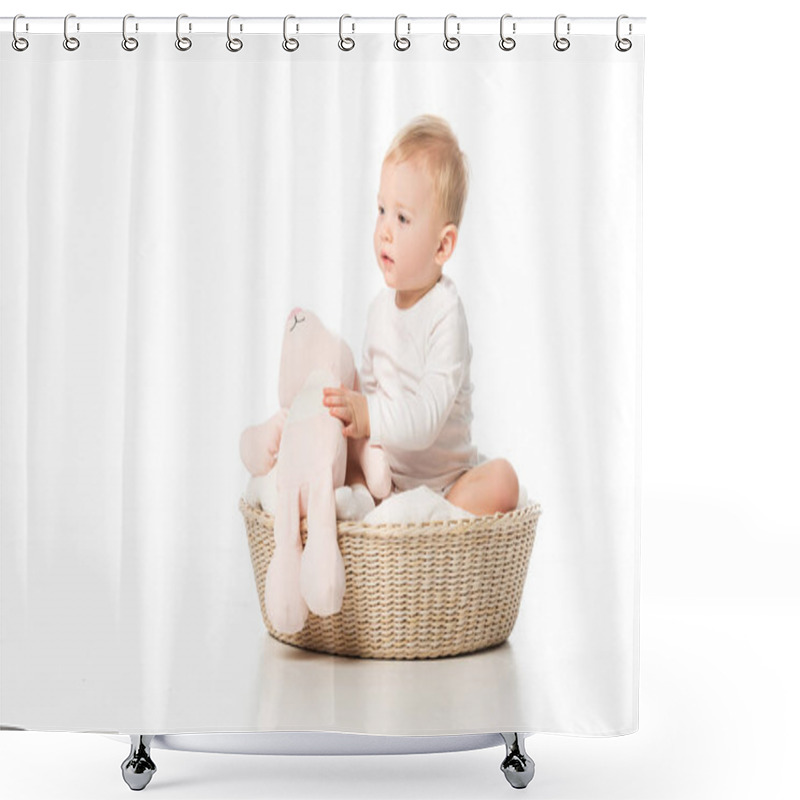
[615,15,632,51]
[282,15,299,52]
[12,14,29,51]
[499,14,516,51]
[121,14,139,52]
[338,14,355,51]
[226,15,243,52]
[63,13,80,51]
[443,14,460,51]
[394,15,411,51]
[175,14,192,51]
[553,14,570,52]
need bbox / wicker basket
[240,498,541,660]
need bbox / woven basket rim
[239,496,541,538]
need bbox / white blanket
[362,486,474,524]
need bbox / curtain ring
[338,14,355,51]
[553,14,570,52]
[499,14,516,51]
[63,13,80,51]
[175,14,192,51]
[615,15,632,52]
[122,14,139,51]
[443,14,460,51]
[283,15,299,52]
[394,15,410,51]
[227,15,243,52]
[12,14,29,52]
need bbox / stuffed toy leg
[301,473,346,617]
[265,479,308,635]
[265,372,348,632]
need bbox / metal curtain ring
[227,15,243,52]
[338,14,355,51]
[499,13,516,51]
[283,15,299,52]
[63,13,80,51]
[553,14,570,52]
[122,14,139,51]
[394,15,410,51]
[615,14,632,52]
[176,14,192,51]
[443,14,460,51]
[12,14,29,51]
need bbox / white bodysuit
[361,274,479,493]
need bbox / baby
[324,115,518,516]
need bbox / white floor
[2,486,798,799]
[1,597,797,799]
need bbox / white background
[1,1,798,799]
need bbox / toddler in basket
[324,115,518,516]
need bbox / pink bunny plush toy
[240,308,391,634]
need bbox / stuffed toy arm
[240,408,289,476]
[350,372,391,500]
[352,437,392,500]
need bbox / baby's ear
[436,223,459,265]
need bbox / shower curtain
[1,17,643,737]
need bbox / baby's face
[374,157,451,307]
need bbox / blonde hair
[384,115,469,228]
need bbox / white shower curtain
[1,20,643,736]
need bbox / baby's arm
[366,306,467,451]
[323,386,370,439]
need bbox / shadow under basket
[240,499,541,660]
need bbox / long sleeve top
[361,274,479,493]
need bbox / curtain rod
[1,16,646,37]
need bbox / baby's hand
[323,386,371,439]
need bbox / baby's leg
[445,459,519,516]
